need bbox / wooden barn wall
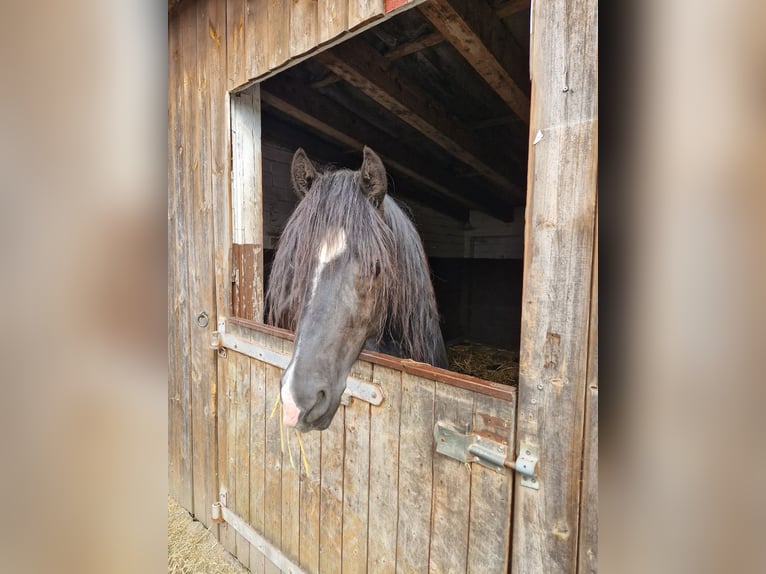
[169,0,417,528]
[512,0,598,573]
[218,322,518,574]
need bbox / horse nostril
[304,389,329,425]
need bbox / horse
[266,146,448,432]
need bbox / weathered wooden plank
[467,393,515,574]
[342,360,372,574]
[366,365,402,574]
[281,337,302,564]
[384,30,443,60]
[234,351,252,568]
[349,0,385,30]
[220,349,238,554]
[267,0,291,71]
[315,38,525,200]
[290,0,319,58]
[246,0,269,80]
[299,409,322,574]
[318,0,348,44]
[168,13,193,512]
[319,396,345,573]
[419,0,530,123]
[512,0,598,571]
[249,340,268,573]
[577,385,598,574]
[207,0,231,392]
[226,0,246,90]
[429,385,474,574]
[263,333,284,574]
[231,242,242,318]
[231,87,265,321]
[187,0,219,530]
[578,213,597,574]
[396,372,436,573]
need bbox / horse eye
[373,261,381,277]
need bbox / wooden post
[512,0,598,572]
[230,86,265,322]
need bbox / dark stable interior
[257,3,530,383]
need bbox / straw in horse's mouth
[270,392,310,477]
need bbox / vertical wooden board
[348,0,385,30]
[168,15,187,509]
[318,0,347,44]
[226,0,246,90]
[234,351,252,568]
[232,242,242,317]
[467,393,516,574]
[429,385,474,574]
[341,360,372,574]
[577,386,597,574]
[281,333,302,564]
[267,0,291,71]
[171,5,195,516]
[206,0,230,325]
[290,0,318,58]
[319,399,345,573]
[221,350,239,554]
[190,3,218,533]
[396,373,436,574]
[299,418,322,574]
[246,0,269,79]
[263,334,284,574]
[367,365,402,574]
[513,0,598,571]
[179,0,205,522]
[249,332,268,573]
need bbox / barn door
[213,318,519,574]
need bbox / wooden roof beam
[384,31,444,61]
[418,0,531,124]
[314,38,526,203]
[261,75,516,219]
[261,112,470,222]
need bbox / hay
[168,496,248,574]
[447,342,520,386]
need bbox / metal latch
[434,420,540,489]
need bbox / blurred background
[0,0,763,572]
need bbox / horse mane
[266,167,446,366]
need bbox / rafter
[418,0,530,123]
[314,38,525,202]
[384,31,444,60]
[261,74,517,219]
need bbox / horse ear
[360,146,387,207]
[291,148,318,198]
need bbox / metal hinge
[434,420,540,489]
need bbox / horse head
[271,147,394,431]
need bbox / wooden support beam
[261,75,515,219]
[310,73,343,89]
[419,0,530,123]
[315,38,525,202]
[261,111,469,223]
[495,0,530,20]
[512,0,598,570]
[384,31,444,60]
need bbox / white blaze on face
[310,227,347,299]
[282,227,347,427]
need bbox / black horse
[267,147,447,431]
